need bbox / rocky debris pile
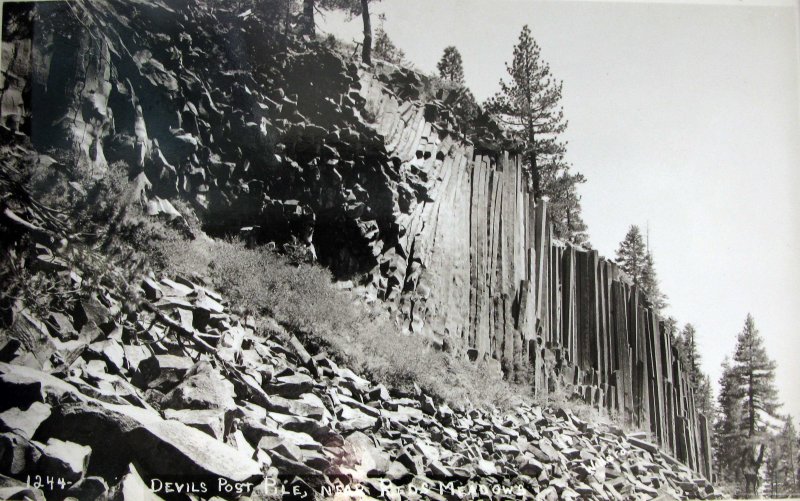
[0,163,720,500]
[4,0,522,347]
[0,278,723,500]
[1,1,722,498]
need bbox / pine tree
[449,87,480,134]
[715,356,744,484]
[783,421,795,494]
[663,316,679,345]
[641,251,667,311]
[540,159,589,245]
[615,225,647,287]
[301,0,315,35]
[733,314,781,437]
[485,24,568,198]
[485,25,587,243]
[615,225,668,310]
[765,418,798,497]
[680,324,701,383]
[320,0,380,65]
[437,46,465,84]
[766,430,782,497]
[714,315,782,494]
[678,323,714,418]
[373,21,404,64]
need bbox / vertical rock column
[31,3,113,178]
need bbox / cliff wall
[1,0,711,479]
[358,73,713,478]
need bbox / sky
[320,0,800,420]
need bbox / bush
[420,76,481,135]
[153,232,521,408]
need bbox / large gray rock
[342,431,390,480]
[0,473,45,501]
[0,402,51,439]
[86,339,126,374]
[0,432,41,476]
[37,437,91,483]
[35,399,262,493]
[162,361,235,411]
[268,373,315,398]
[163,408,225,440]
[64,476,108,501]
[141,354,194,393]
[0,362,81,411]
[337,404,378,432]
[111,463,165,501]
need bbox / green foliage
[437,46,464,85]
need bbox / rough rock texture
[0,0,717,496]
[357,72,714,479]
[0,194,721,498]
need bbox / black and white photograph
[0,0,798,499]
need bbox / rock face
[0,0,715,495]
[358,74,714,479]
[0,259,720,499]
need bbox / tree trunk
[527,118,540,198]
[302,0,315,36]
[530,147,540,198]
[361,0,372,65]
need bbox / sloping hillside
[0,0,720,499]
[1,138,716,500]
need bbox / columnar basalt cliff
[1,0,713,492]
[358,73,713,479]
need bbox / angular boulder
[162,361,235,411]
[0,473,45,501]
[0,432,41,476]
[35,399,262,493]
[37,437,91,483]
[0,402,51,439]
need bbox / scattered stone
[0,473,46,501]
[110,463,165,501]
[0,402,51,439]
[38,438,91,483]
[162,361,235,411]
[64,476,108,501]
[36,399,263,487]
[0,432,41,476]
[163,408,225,440]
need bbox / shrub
[152,232,521,408]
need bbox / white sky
[320,0,800,421]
